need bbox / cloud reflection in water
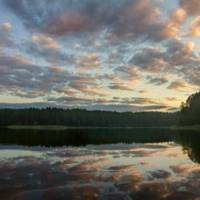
[0,128,200,199]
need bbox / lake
[0,128,200,200]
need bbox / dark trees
[178,91,200,125]
[0,108,176,127]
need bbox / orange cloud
[32,35,60,50]
[75,53,102,70]
[1,22,11,30]
[167,79,197,91]
[185,16,200,36]
[109,83,134,91]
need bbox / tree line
[0,91,199,127]
[0,107,177,127]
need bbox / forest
[0,91,199,127]
[0,108,176,127]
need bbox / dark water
[0,128,200,200]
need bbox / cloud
[167,79,186,91]
[167,107,179,112]
[179,0,200,16]
[169,9,186,28]
[147,8,186,41]
[119,97,166,105]
[0,54,42,73]
[0,50,111,99]
[1,22,11,30]
[114,66,142,83]
[146,76,169,85]
[96,74,119,83]
[49,96,166,107]
[129,40,198,74]
[0,53,106,98]
[68,79,106,96]
[0,23,16,48]
[129,39,200,88]
[74,53,102,70]
[26,62,108,97]
[163,41,198,78]
[32,35,60,50]
[138,90,151,94]
[0,102,56,109]
[186,69,200,86]
[0,54,45,97]
[4,0,180,42]
[0,102,169,112]
[108,83,134,91]
[107,51,128,64]
[167,79,196,91]
[165,97,181,101]
[185,16,200,36]
[48,96,94,105]
[22,36,75,65]
[53,87,77,97]
[129,47,166,73]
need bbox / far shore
[0,125,170,130]
[0,125,199,131]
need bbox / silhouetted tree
[179,91,200,125]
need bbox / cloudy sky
[0,0,200,112]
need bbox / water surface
[0,128,200,199]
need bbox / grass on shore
[5,125,171,130]
[8,125,68,130]
[170,125,200,131]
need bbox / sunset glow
[1,0,200,112]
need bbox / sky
[0,0,200,112]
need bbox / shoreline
[7,125,68,130]
[1,125,170,130]
[0,125,199,131]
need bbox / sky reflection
[0,138,200,199]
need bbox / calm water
[0,128,200,200]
